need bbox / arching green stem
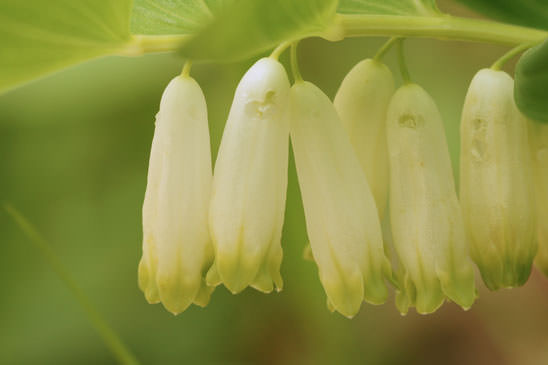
[332,14,548,46]
[119,15,548,57]
[181,60,193,77]
[398,39,411,84]
[491,42,536,70]
[374,37,401,61]
[291,42,303,83]
[270,41,291,60]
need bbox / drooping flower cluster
[139,56,542,317]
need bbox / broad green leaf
[454,0,548,31]
[0,0,133,93]
[130,0,235,35]
[178,0,339,62]
[337,0,440,15]
[515,39,548,123]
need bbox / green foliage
[177,0,339,62]
[130,0,233,35]
[131,0,442,38]
[515,39,548,123]
[455,0,548,30]
[337,0,440,15]
[0,0,133,93]
[3,0,548,94]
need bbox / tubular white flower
[334,59,395,218]
[207,58,290,294]
[289,81,392,318]
[387,84,476,315]
[138,75,214,315]
[528,121,548,276]
[460,69,536,290]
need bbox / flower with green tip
[289,80,392,319]
[139,75,214,315]
[207,57,290,294]
[460,69,536,290]
[528,121,548,277]
[386,83,476,315]
[334,58,395,219]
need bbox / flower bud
[207,58,290,294]
[528,121,548,276]
[460,69,536,290]
[138,75,214,315]
[387,84,476,314]
[334,59,394,218]
[289,81,392,318]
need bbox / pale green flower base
[474,253,536,291]
[319,248,392,318]
[536,240,548,278]
[206,242,283,294]
[394,256,476,315]
[138,252,214,314]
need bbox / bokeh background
[2,1,548,364]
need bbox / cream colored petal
[289,81,391,318]
[140,75,213,314]
[208,58,290,294]
[387,84,475,314]
[529,121,548,276]
[334,59,394,219]
[460,69,536,290]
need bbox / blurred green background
[2,2,548,364]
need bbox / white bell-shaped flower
[460,69,536,290]
[207,58,290,294]
[138,74,214,315]
[334,59,394,218]
[529,121,548,276]
[386,83,476,315]
[289,80,392,318]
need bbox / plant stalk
[333,14,548,46]
[117,14,548,58]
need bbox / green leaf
[130,0,235,35]
[0,0,133,93]
[337,0,440,15]
[515,39,548,123]
[454,0,548,31]
[177,0,339,62]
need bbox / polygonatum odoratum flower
[334,59,395,218]
[289,80,392,318]
[207,58,290,294]
[460,69,536,290]
[386,83,476,314]
[139,74,214,315]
